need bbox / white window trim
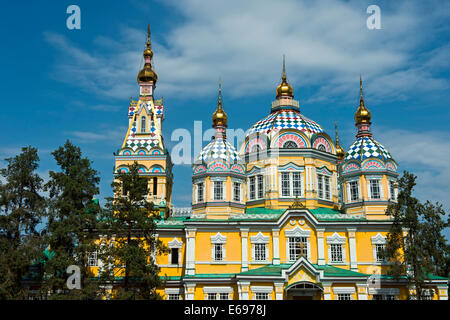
[168,238,183,265]
[371,233,387,263]
[211,178,226,201]
[317,169,332,201]
[165,288,183,300]
[278,170,305,198]
[347,179,361,203]
[284,226,311,261]
[333,287,355,294]
[367,177,383,200]
[326,233,346,264]
[248,174,264,201]
[203,287,233,300]
[251,286,273,300]
[211,232,227,261]
[250,232,270,262]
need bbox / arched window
[141,116,146,133]
[318,144,326,151]
[283,141,298,149]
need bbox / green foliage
[384,171,449,300]
[41,140,101,299]
[99,162,168,300]
[0,146,46,299]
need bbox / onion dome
[354,76,371,125]
[276,56,294,99]
[196,80,241,164]
[212,79,228,128]
[137,24,158,84]
[335,121,345,160]
[345,136,393,162]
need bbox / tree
[0,146,46,299]
[384,171,449,300]
[99,162,168,300]
[41,140,101,299]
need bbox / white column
[272,229,280,265]
[241,228,249,272]
[323,283,332,300]
[186,228,196,275]
[317,229,325,265]
[238,281,250,300]
[274,282,284,300]
[347,228,358,271]
[356,283,368,300]
[184,283,196,300]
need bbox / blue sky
[0,1,449,235]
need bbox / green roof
[237,263,369,278]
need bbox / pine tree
[41,140,101,299]
[0,146,46,299]
[99,162,168,300]
[384,171,449,300]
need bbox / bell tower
[114,24,173,217]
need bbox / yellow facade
[99,26,448,301]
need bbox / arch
[272,130,309,149]
[121,149,133,156]
[362,159,385,170]
[311,134,333,153]
[136,148,148,155]
[244,135,269,154]
[342,161,360,173]
[150,165,164,173]
[138,166,147,173]
[230,164,245,174]
[208,161,229,172]
[193,164,207,175]
[117,166,129,173]
[150,148,163,156]
[385,161,397,172]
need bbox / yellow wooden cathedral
[106,25,448,300]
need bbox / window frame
[279,171,304,198]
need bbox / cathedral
[109,25,448,300]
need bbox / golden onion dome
[354,76,371,124]
[276,56,294,99]
[212,79,228,127]
[137,24,158,84]
[137,65,158,83]
[336,141,345,159]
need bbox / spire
[354,76,372,138]
[137,23,158,84]
[335,120,345,160]
[354,75,371,125]
[212,78,228,130]
[276,55,294,99]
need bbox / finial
[276,55,294,99]
[212,78,228,128]
[360,74,363,101]
[335,120,345,159]
[354,75,372,127]
[137,23,158,84]
[218,77,222,106]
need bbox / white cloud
[44,0,449,102]
[377,128,450,211]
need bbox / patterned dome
[196,138,241,163]
[345,136,393,162]
[246,110,323,139]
